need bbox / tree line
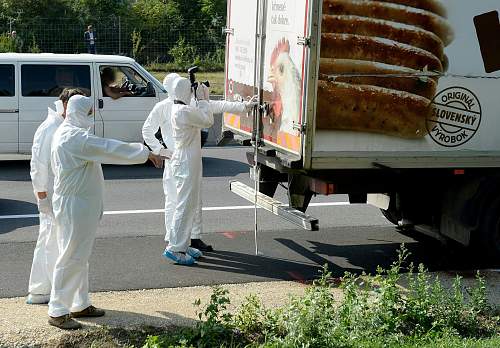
[0,0,227,66]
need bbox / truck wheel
[478,197,500,262]
[381,208,399,226]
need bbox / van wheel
[201,130,209,148]
[478,197,500,263]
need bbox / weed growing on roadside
[143,245,499,348]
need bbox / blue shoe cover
[163,249,196,265]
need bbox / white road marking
[0,202,350,220]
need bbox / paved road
[0,146,478,298]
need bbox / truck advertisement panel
[225,0,500,163]
[224,0,309,155]
[314,0,500,156]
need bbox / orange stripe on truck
[277,132,300,152]
[224,113,241,129]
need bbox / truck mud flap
[230,181,319,231]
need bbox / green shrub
[168,38,200,70]
[28,35,41,53]
[0,34,17,53]
[131,30,145,61]
[143,245,500,348]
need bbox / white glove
[159,148,173,159]
[195,84,210,101]
[37,197,53,216]
[248,95,259,103]
[244,101,258,112]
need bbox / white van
[0,53,167,155]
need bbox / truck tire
[478,196,500,262]
[381,208,399,226]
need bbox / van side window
[0,65,15,97]
[100,65,155,99]
[21,65,91,97]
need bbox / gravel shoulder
[0,281,311,348]
[1,271,498,348]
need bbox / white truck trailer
[221,0,500,261]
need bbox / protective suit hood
[47,100,65,122]
[172,78,192,105]
[55,100,64,117]
[65,95,93,129]
[163,73,181,98]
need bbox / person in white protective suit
[142,73,181,250]
[142,74,257,253]
[28,89,86,305]
[162,78,214,265]
[48,95,163,330]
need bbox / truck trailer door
[224,0,319,161]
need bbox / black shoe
[71,305,105,318]
[48,315,82,330]
[191,239,213,252]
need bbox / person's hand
[37,191,48,200]
[248,95,259,103]
[159,148,173,159]
[244,100,259,113]
[196,83,210,101]
[148,152,164,168]
[37,197,53,216]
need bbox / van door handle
[98,99,104,109]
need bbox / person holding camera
[143,69,257,255]
[162,78,213,265]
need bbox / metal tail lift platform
[230,181,319,232]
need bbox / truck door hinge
[297,36,311,46]
[293,122,307,133]
[223,27,234,36]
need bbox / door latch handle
[98,99,104,109]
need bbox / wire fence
[0,16,226,66]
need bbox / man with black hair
[28,88,86,305]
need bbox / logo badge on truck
[427,87,482,148]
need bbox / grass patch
[143,245,499,348]
[148,70,225,96]
[146,64,225,95]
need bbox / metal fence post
[118,16,122,55]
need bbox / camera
[187,66,210,94]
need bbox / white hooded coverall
[29,101,65,296]
[142,75,248,243]
[49,95,150,317]
[168,78,213,252]
[142,73,179,243]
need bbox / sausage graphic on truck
[222,0,500,262]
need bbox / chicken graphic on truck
[267,38,302,137]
